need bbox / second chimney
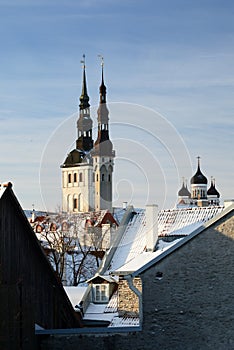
[146,204,158,252]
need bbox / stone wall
[215,214,234,237]
[40,210,234,350]
[118,277,141,316]
[141,212,234,349]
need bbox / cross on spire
[80,54,86,69]
[98,54,104,67]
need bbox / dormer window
[94,284,109,303]
[87,275,117,305]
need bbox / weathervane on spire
[80,54,86,68]
[98,54,104,67]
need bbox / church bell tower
[92,58,115,211]
[61,55,94,212]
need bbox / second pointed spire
[79,55,90,110]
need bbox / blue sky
[0,0,234,210]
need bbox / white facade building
[61,58,115,213]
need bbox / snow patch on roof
[87,275,117,284]
[104,291,118,313]
[158,206,224,236]
[109,316,139,327]
[105,206,224,275]
[106,209,146,273]
[84,303,118,322]
[114,239,182,274]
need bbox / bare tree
[35,214,105,286]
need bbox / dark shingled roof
[61,149,85,167]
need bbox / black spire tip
[98,55,106,103]
[79,54,90,109]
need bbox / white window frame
[93,284,109,303]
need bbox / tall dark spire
[79,54,90,110]
[99,59,106,104]
[76,54,93,153]
[62,56,93,167]
[93,56,113,156]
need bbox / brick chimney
[146,204,158,252]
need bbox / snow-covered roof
[105,206,224,275]
[83,204,230,328]
[106,209,146,273]
[84,303,118,322]
[104,291,118,313]
[31,209,114,235]
[109,315,139,327]
[85,291,118,317]
[131,203,234,278]
[83,291,138,327]
[158,206,224,236]
[87,275,117,284]
[113,239,182,275]
[83,291,140,327]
